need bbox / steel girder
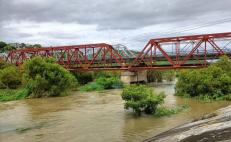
[4,32,231,71]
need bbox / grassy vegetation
[79,76,123,92]
[0,88,29,102]
[154,105,189,117]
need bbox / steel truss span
[5,32,231,71]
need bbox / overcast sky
[0,0,231,50]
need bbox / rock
[143,105,231,142]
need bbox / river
[0,83,230,142]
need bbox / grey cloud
[1,0,231,30]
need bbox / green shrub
[96,77,123,89]
[0,59,9,69]
[0,66,22,89]
[164,70,175,81]
[147,70,163,82]
[154,105,188,117]
[23,57,77,98]
[176,56,231,100]
[79,76,123,92]
[72,72,94,85]
[79,82,104,92]
[121,85,165,115]
[0,88,29,102]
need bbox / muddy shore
[143,105,231,142]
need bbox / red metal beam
[149,32,231,43]
[4,32,231,71]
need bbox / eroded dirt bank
[144,105,231,142]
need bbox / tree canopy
[121,85,165,115]
[23,57,77,98]
[176,56,231,101]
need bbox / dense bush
[80,76,123,92]
[0,66,22,89]
[163,70,175,81]
[96,77,123,89]
[0,88,29,102]
[176,56,231,100]
[121,85,165,115]
[23,57,77,98]
[147,70,163,82]
[147,70,175,83]
[0,59,8,69]
[72,72,94,85]
[79,82,104,92]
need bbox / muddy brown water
[0,83,230,142]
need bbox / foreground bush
[121,85,165,115]
[23,57,77,98]
[176,56,231,101]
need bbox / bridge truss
[5,32,231,71]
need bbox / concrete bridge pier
[121,71,147,84]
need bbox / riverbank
[144,105,231,142]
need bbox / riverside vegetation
[78,71,123,92]
[176,56,231,102]
[0,57,77,101]
[121,84,187,116]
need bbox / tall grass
[0,88,30,102]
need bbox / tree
[23,57,77,98]
[0,59,8,69]
[33,44,42,48]
[0,41,7,52]
[0,66,22,89]
[121,85,165,115]
[4,44,16,51]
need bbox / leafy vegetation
[176,56,231,101]
[0,41,42,52]
[121,85,165,115]
[154,105,188,117]
[72,72,94,85]
[79,76,123,92]
[0,41,7,52]
[79,82,104,92]
[0,88,29,102]
[0,66,22,89]
[23,57,77,98]
[147,70,175,83]
[147,70,163,82]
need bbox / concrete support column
[121,70,147,84]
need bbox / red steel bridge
[4,32,231,71]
